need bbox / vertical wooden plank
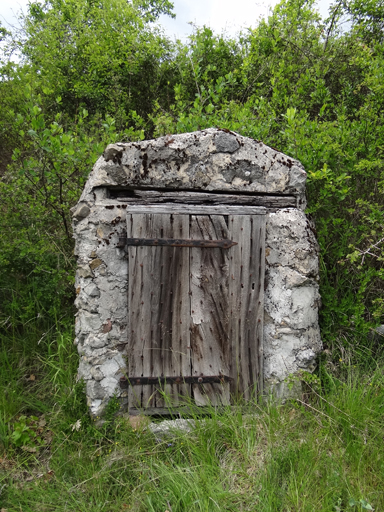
[228,215,265,400]
[128,213,163,408]
[127,213,152,409]
[171,215,191,404]
[127,213,190,410]
[254,215,266,396]
[228,215,245,399]
[153,214,190,407]
[190,215,230,406]
[228,215,239,400]
[147,214,168,408]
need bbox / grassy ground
[1,319,384,512]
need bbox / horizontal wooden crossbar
[108,189,296,209]
[118,238,237,249]
[120,375,232,388]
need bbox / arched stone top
[79,128,307,207]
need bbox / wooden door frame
[125,205,266,410]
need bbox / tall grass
[1,310,384,511]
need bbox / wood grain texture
[110,189,296,208]
[125,204,266,216]
[253,216,266,396]
[190,215,230,406]
[166,214,191,406]
[127,213,190,409]
[124,238,237,249]
[127,212,152,409]
[228,215,266,400]
[126,208,265,410]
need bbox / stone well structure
[72,128,322,416]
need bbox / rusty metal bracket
[120,375,232,388]
[117,237,237,249]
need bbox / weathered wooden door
[125,205,266,410]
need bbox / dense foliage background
[1,0,384,345]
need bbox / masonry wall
[263,209,321,398]
[73,195,321,415]
[72,128,322,416]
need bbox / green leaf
[360,499,374,510]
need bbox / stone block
[78,311,102,332]
[73,203,90,220]
[77,265,93,278]
[87,380,106,400]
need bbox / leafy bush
[1,0,384,343]
[150,0,384,344]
